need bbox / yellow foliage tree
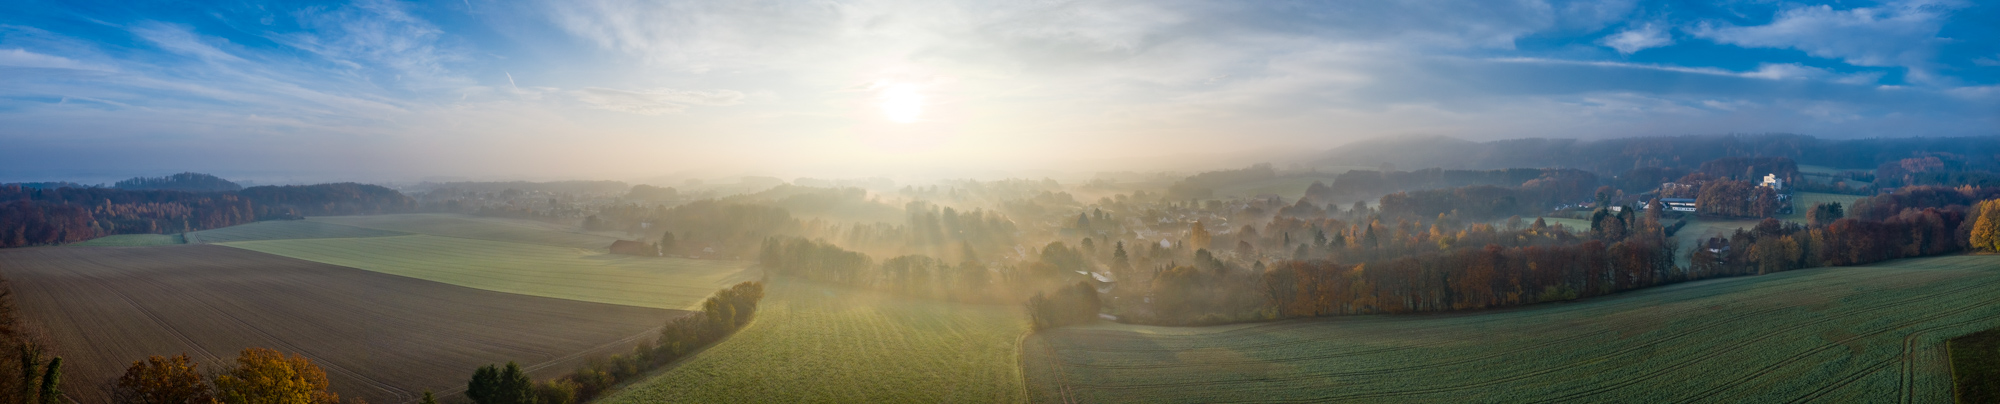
[114,354,214,404]
[1973,199,2000,252]
[212,348,338,404]
[1189,221,1211,250]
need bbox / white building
[1761,174,1785,190]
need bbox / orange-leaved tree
[114,353,213,404]
[1972,199,2000,252]
[212,348,338,404]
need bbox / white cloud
[1692,0,1965,75]
[0,48,105,70]
[1598,23,1672,54]
[1741,63,1826,80]
[572,87,746,115]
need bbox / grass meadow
[1024,254,2000,403]
[599,277,1031,403]
[1779,192,1868,223]
[185,219,408,243]
[310,213,629,249]
[69,233,183,246]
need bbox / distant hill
[1316,134,2000,174]
[113,172,242,192]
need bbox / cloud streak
[572,87,746,115]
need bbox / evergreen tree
[34,358,56,404]
[467,362,534,404]
[19,344,39,404]
[659,231,677,255]
[1112,241,1130,271]
[467,365,499,404]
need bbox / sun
[879,82,925,123]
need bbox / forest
[0,182,413,248]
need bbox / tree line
[112,173,242,192]
[1149,190,2000,326]
[465,281,765,404]
[113,348,348,404]
[0,183,414,248]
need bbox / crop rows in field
[1025,255,2000,403]
[600,278,1030,403]
[0,245,683,404]
[221,234,759,310]
[184,219,407,243]
[309,214,626,249]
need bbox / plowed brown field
[0,245,684,404]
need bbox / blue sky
[1,0,1995,181]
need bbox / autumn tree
[1189,221,1212,250]
[114,354,213,404]
[212,348,338,404]
[1974,199,2000,252]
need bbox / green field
[1670,218,1762,263]
[222,234,758,310]
[1781,192,1868,223]
[600,278,1030,403]
[309,214,626,249]
[1024,254,2000,403]
[184,220,408,243]
[69,233,184,246]
[1798,165,1866,175]
[1950,327,2000,403]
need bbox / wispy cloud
[1598,23,1672,54]
[0,48,108,70]
[572,87,746,115]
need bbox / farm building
[1761,173,1785,190]
[608,239,656,256]
[1662,198,1697,212]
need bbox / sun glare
[879,82,925,123]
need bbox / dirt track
[0,245,685,404]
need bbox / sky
[1,0,1996,183]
